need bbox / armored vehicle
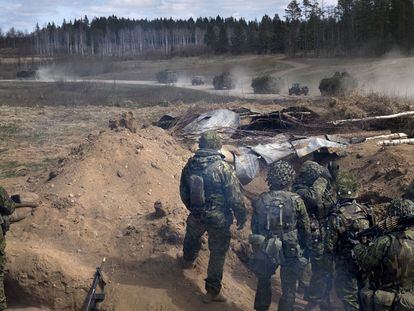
[289,83,309,96]
[213,72,235,90]
[319,71,357,96]
[156,70,178,84]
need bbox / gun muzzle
[14,202,38,208]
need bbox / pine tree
[231,22,247,54]
[217,25,229,53]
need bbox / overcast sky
[0,0,338,33]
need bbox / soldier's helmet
[335,172,358,199]
[199,130,222,150]
[388,198,414,218]
[267,160,296,190]
[298,160,331,186]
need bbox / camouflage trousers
[0,230,6,310]
[334,263,360,311]
[304,242,333,309]
[182,214,231,296]
[253,256,300,311]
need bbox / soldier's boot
[202,292,227,304]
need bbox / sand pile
[337,141,414,203]
[6,119,413,310]
[6,126,260,311]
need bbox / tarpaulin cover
[234,147,260,185]
[251,134,294,164]
[182,109,240,135]
[292,137,347,157]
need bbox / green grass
[0,124,22,137]
[0,81,242,107]
[0,158,57,178]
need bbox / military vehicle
[213,72,235,90]
[319,71,357,96]
[191,76,205,86]
[288,83,309,96]
[156,70,178,84]
[251,75,282,94]
[16,69,37,79]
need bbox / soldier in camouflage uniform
[292,161,335,310]
[180,131,247,304]
[250,160,311,311]
[0,186,15,310]
[323,172,372,311]
[354,198,414,311]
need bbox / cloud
[0,0,339,32]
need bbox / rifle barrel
[14,202,38,208]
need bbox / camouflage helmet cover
[267,160,296,190]
[298,160,331,186]
[199,130,222,150]
[335,172,358,199]
[388,198,414,218]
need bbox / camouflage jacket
[324,200,371,270]
[354,226,414,292]
[0,186,15,233]
[180,149,246,228]
[293,177,334,221]
[251,190,311,257]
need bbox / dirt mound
[6,126,263,310]
[337,141,414,203]
[109,111,139,133]
[7,117,412,310]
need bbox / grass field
[0,81,242,107]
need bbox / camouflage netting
[388,198,414,217]
[213,72,235,90]
[297,161,329,186]
[336,172,359,199]
[251,75,282,94]
[319,71,358,96]
[198,130,222,150]
[156,70,178,84]
[266,160,296,190]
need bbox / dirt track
[0,59,315,101]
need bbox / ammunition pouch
[373,290,396,311]
[265,237,284,266]
[249,234,285,266]
[282,229,300,258]
[189,175,205,208]
[249,234,266,251]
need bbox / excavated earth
[4,106,414,310]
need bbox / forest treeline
[1,0,414,57]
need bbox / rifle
[83,258,106,311]
[10,194,39,209]
[357,215,414,239]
